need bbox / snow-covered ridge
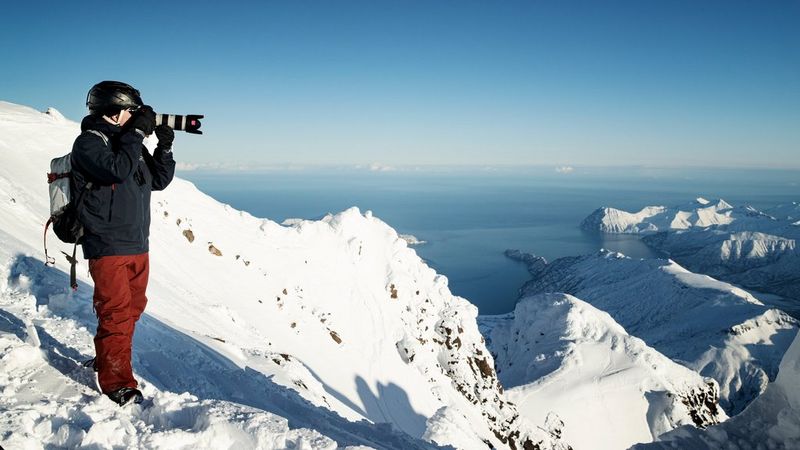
[512,250,798,416]
[480,293,725,450]
[580,198,738,234]
[0,101,568,449]
[581,198,800,310]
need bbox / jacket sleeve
[71,130,143,184]
[144,145,176,191]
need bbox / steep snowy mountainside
[479,293,725,450]
[581,198,800,306]
[514,250,798,416]
[632,329,800,450]
[0,101,568,450]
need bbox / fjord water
[182,167,799,315]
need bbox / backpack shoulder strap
[85,129,109,147]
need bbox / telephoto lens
[155,114,204,134]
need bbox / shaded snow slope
[0,101,568,449]
[480,293,725,450]
[581,198,800,306]
[514,250,798,416]
[632,330,800,450]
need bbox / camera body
[155,113,203,134]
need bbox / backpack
[44,130,105,290]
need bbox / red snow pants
[89,253,149,393]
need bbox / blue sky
[2,1,798,168]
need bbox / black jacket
[71,115,175,259]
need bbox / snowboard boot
[107,387,143,406]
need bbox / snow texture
[480,293,725,450]
[514,250,798,416]
[0,101,568,450]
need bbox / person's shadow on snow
[356,376,428,439]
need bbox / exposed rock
[182,229,194,242]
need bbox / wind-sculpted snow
[0,101,568,449]
[479,293,725,450]
[632,330,800,450]
[515,250,798,416]
[581,197,800,307]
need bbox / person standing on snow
[71,81,175,406]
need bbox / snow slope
[581,198,800,306]
[479,293,725,450]
[513,250,798,416]
[632,329,800,450]
[0,101,567,450]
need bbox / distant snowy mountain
[580,197,778,234]
[0,101,568,450]
[632,330,800,450]
[580,198,738,234]
[479,293,725,450]
[512,250,798,416]
[581,198,800,310]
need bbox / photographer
[71,81,176,406]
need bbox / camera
[155,113,204,134]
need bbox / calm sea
[181,167,799,315]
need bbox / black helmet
[86,81,143,115]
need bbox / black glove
[154,124,175,150]
[127,105,156,136]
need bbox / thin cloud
[555,166,575,174]
[368,163,396,172]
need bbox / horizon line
[175,162,800,173]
